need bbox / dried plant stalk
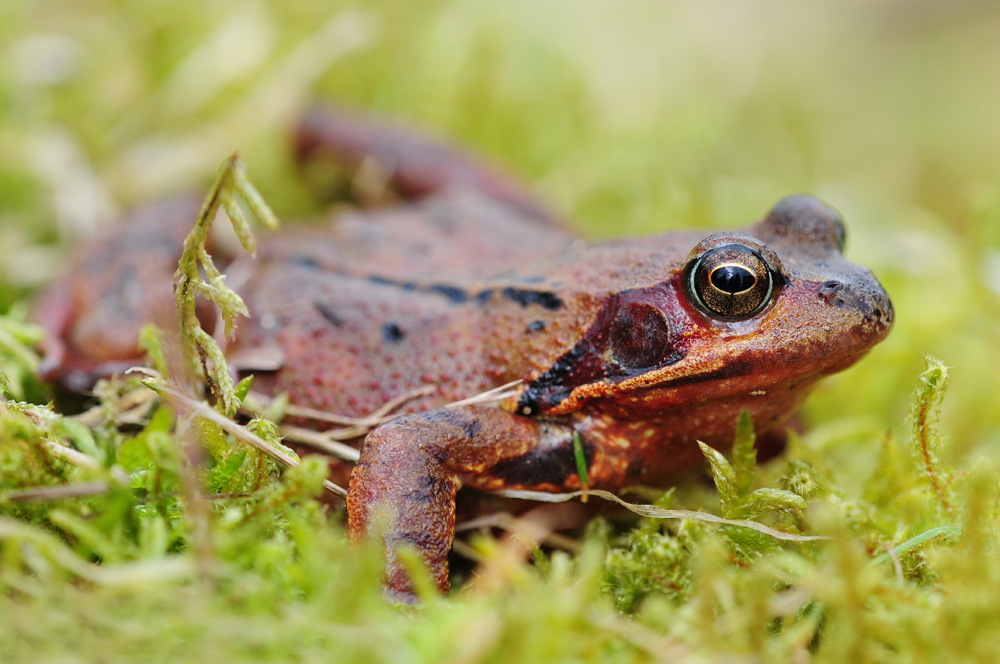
[174,153,278,417]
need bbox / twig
[154,382,347,498]
[877,540,904,584]
[280,426,361,462]
[455,511,582,553]
[44,442,100,470]
[444,380,522,409]
[174,415,216,578]
[449,538,486,563]
[246,384,435,427]
[493,488,827,543]
[371,384,437,419]
[587,610,692,664]
[3,482,110,503]
[71,385,158,427]
[259,381,521,460]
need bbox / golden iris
[688,245,773,318]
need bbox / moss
[3,2,1000,661]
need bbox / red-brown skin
[31,106,894,603]
[32,197,206,392]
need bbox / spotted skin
[31,107,894,603]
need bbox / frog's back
[31,106,576,394]
[231,260,492,416]
[220,186,570,415]
[258,189,575,281]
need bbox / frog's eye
[687,245,774,318]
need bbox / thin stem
[155,382,347,499]
[915,397,951,513]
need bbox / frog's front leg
[348,406,590,602]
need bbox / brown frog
[32,106,894,602]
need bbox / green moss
[4,2,1000,661]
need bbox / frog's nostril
[818,281,846,307]
[820,281,842,294]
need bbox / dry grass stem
[878,540,905,584]
[71,386,158,427]
[495,488,826,543]
[174,415,217,578]
[155,382,347,498]
[3,481,111,503]
[444,380,522,409]
[455,511,583,553]
[587,611,693,664]
[258,382,520,462]
[449,538,486,563]
[280,426,361,462]
[44,442,100,470]
[247,384,436,427]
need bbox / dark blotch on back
[368,275,416,291]
[291,255,321,269]
[502,287,563,310]
[526,320,545,333]
[368,275,469,303]
[382,322,405,343]
[427,284,468,303]
[314,301,343,327]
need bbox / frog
[31,105,895,603]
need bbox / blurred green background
[4,0,999,470]
[4,1,1000,660]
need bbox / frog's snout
[816,271,894,341]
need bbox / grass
[3,1,1000,661]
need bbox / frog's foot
[295,105,559,223]
[347,406,587,602]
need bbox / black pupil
[710,265,756,294]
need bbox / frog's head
[518,195,894,418]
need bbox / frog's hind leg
[32,196,212,389]
[295,105,560,224]
[348,406,597,602]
